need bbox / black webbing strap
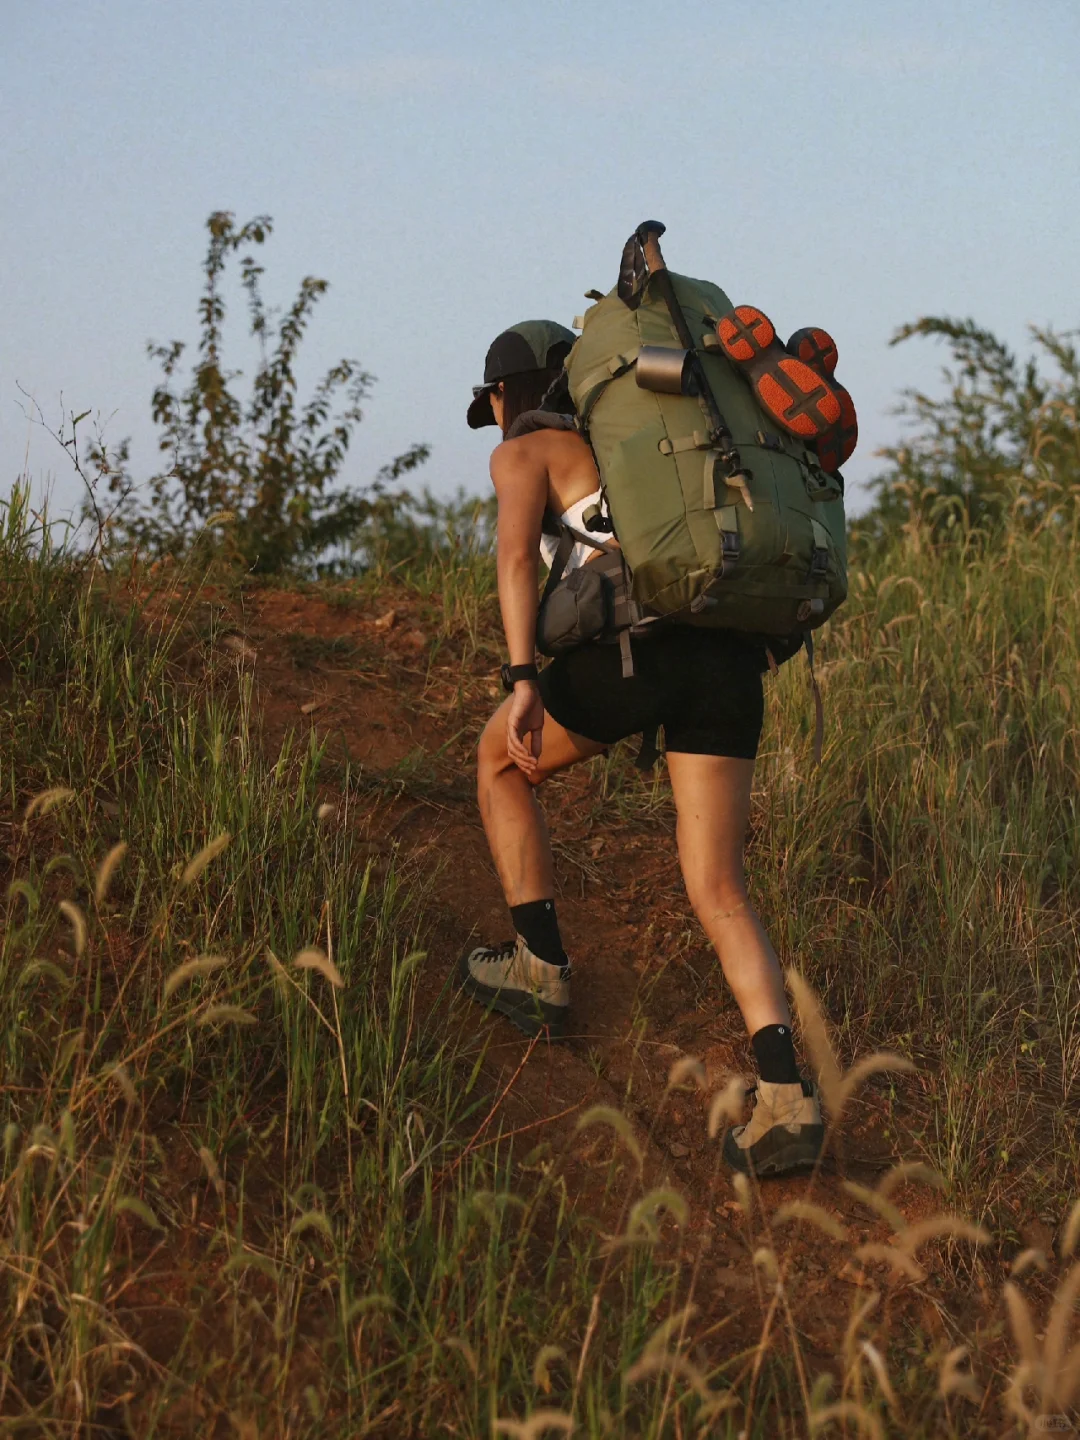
[634,727,661,771]
[540,526,577,607]
[539,513,617,608]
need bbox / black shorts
[538,626,766,759]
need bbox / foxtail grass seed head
[24,786,75,820]
[293,947,344,988]
[786,968,842,1112]
[575,1105,644,1170]
[443,1337,479,1376]
[1041,1261,1080,1408]
[58,900,87,957]
[266,949,290,989]
[898,1215,990,1253]
[289,1210,335,1241]
[877,1160,945,1200]
[707,1075,747,1138]
[94,840,128,905]
[623,1350,735,1418]
[639,1305,699,1358]
[222,634,257,659]
[667,1055,707,1091]
[772,1200,848,1242]
[752,1245,778,1282]
[835,1051,917,1120]
[1062,1197,1080,1258]
[938,1346,982,1403]
[179,832,232,887]
[1011,1246,1049,1277]
[111,1065,136,1106]
[198,1145,225,1198]
[843,1180,908,1234]
[197,1004,257,1027]
[853,1243,926,1282]
[532,1345,566,1395]
[859,1340,900,1417]
[493,1410,573,1438]
[1004,1280,1041,1387]
[732,1172,752,1215]
[843,1289,882,1370]
[114,1194,164,1231]
[316,802,336,823]
[625,1188,688,1243]
[163,955,228,1000]
[809,1401,885,1440]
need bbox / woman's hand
[506,681,545,775]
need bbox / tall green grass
[757,503,1080,1220]
[5,477,1080,1437]
[0,487,685,1437]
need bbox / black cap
[467,319,576,428]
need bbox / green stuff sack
[565,272,847,636]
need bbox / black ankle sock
[751,1023,802,1085]
[510,899,567,967]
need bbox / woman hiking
[459,320,823,1178]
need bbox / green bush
[91,211,429,574]
[859,316,1080,546]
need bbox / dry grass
[3,478,1080,1436]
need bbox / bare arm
[490,438,548,772]
[490,438,547,665]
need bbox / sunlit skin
[477,383,790,1033]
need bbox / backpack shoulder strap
[540,515,616,603]
[506,410,577,440]
[540,524,577,606]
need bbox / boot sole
[722,1123,825,1178]
[786,327,858,472]
[457,953,570,1040]
[787,326,839,376]
[717,306,842,441]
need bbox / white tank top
[538,489,608,574]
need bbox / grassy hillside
[3,477,1080,1438]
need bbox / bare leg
[477,698,606,906]
[666,751,790,1036]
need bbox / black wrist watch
[500,662,539,692]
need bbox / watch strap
[501,662,539,691]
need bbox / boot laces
[481,939,517,964]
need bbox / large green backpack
[564,269,847,638]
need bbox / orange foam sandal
[787,327,858,471]
[716,305,842,441]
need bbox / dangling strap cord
[805,631,825,766]
[618,628,634,680]
[634,727,661,771]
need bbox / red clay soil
[215,581,1015,1369]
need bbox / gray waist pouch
[536,566,613,656]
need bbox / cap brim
[467,389,497,429]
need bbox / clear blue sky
[2,0,1077,520]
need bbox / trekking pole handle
[635,220,668,274]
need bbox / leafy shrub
[92,211,429,573]
[859,316,1080,547]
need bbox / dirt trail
[230,583,965,1352]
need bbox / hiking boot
[716,305,843,442]
[458,935,571,1039]
[786,326,858,473]
[722,1079,825,1177]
